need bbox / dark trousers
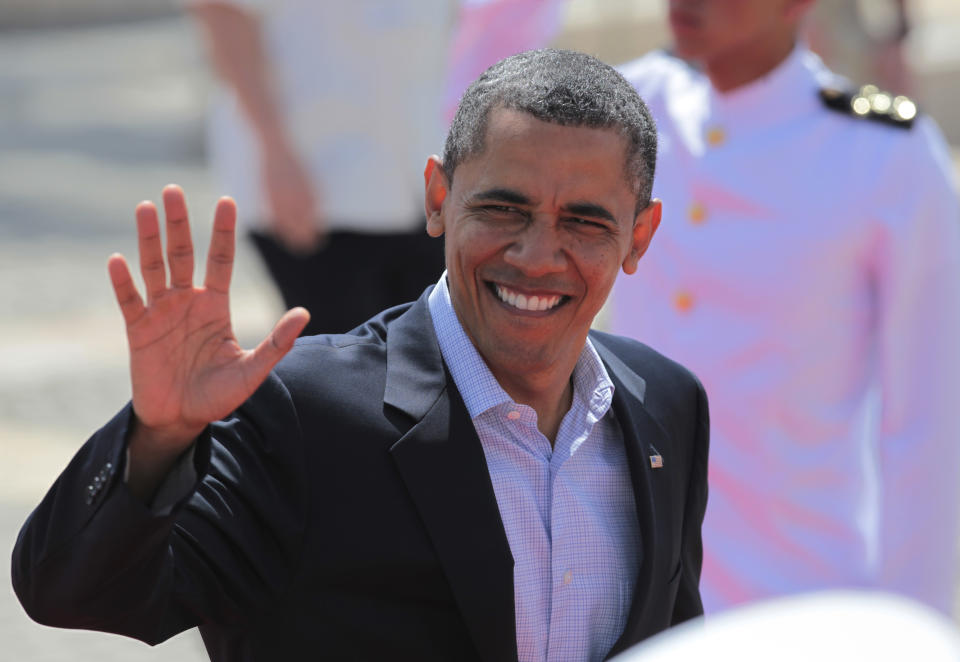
[250,227,445,336]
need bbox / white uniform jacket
[611,46,960,614]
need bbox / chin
[487,339,553,372]
[670,38,705,61]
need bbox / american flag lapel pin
[649,454,663,469]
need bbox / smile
[493,283,566,312]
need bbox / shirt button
[563,570,573,586]
[706,126,726,147]
[507,410,521,421]
[688,202,707,225]
[673,291,695,313]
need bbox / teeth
[495,284,562,311]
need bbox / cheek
[445,228,499,281]
[569,239,625,283]
[452,224,509,263]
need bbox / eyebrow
[468,188,532,206]
[469,188,618,224]
[564,202,617,224]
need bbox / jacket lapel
[384,293,518,662]
[593,337,673,657]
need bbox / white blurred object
[444,0,567,120]
[612,591,960,662]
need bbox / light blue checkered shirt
[428,275,641,662]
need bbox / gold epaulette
[819,84,917,129]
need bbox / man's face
[425,108,660,386]
[667,0,806,63]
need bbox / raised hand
[108,185,309,498]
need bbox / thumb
[246,307,311,379]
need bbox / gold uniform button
[706,126,726,147]
[673,291,695,313]
[563,570,573,586]
[688,202,707,225]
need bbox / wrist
[125,416,204,503]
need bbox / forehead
[458,108,637,208]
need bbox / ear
[622,199,661,275]
[424,156,449,238]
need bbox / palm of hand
[126,285,244,433]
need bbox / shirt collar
[708,43,824,114]
[427,273,614,421]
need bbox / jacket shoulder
[590,330,703,393]
[275,301,414,377]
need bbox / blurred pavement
[0,13,273,661]
[1,2,959,660]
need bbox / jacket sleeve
[672,375,709,624]
[11,371,308,645]
[870,115,960,613]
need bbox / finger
[204,196,237,294]
[136,201,166,302]
[162,184,195,289]
[244,307,310,383]
[108,253,146,325]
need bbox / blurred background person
[609,0,960,615]
[188,0,453,336]
[189,0,564,336]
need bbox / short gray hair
[443,48,658,211]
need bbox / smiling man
[13,50,708,662]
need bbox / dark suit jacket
[12,289,709,661]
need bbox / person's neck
[703,35,797,93]
[494,363,577,448]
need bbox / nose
[502,217,567,277]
